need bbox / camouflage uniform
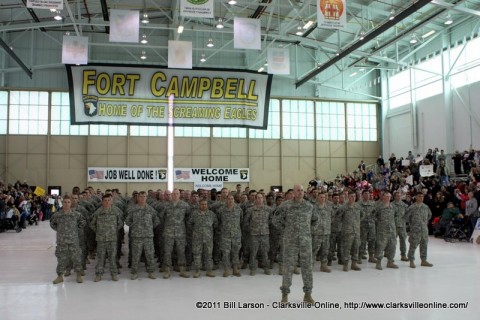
[340,203,361,264]
[125,204,160,274]
[244,205,272,271]
[151,201,166,266]
[90,206,124,276]
[268,205,283,267]
[187,209,218,271]
[374,202,397,261]
[328,202,343,263]
[50,209,86,276]
[240,201,255,266]
[274,199,319,294]
[392,200,408,258]
[163,200,190,268]
[406,202,432,262]
[312,204,332,264]
[217,204,243,269]
[359,199,376,259]
[79,199,97,256]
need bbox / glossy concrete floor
[1,222,479,320]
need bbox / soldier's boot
[320,262,331,273]
[94,274,102,282]
[52,275,63,284]
[421,260,433,267]
[194,269,201,278]
[148,272,156,279]
[112,274,119,281]
[159,266,165,273]
[327,260,332,266]
[80,270,85,276]
[76,272,83,283]
[387,261,399,269]
[233,265,242,277]
[409,260,416,268]
[351,261,361,271]
[343,261,349,272]
[163,267,171,279]
[368,254,377,263]
[206,270,216,278]
[281,293,288,303]
[401,255,409,262]
[64,270,71,277]
[278,264,284,275]
[357,257,363,264]
[303,293,315,304]
[250,269,256,276]
[376,259,383,270]
[179,266,190,278]
[223,267,231,277]
[241,261,248,269]
[131,273,138,280]
[264,267,271,275]
[293,266,300,274]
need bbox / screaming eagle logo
[83,95,98,117]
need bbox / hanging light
[228,0,237,4]
[216,18,224,29]
[177,24,184,34]
[207,38,214,47]
[50,9,57,13]
[54,10,62,21]
[409,33,418,44]
[389,9,395,21]
[444,14,453,25]
[140,51,147,60]
[359,31,366,41]
[141,11,149,24]
[140,33,148,44]
[422,30,435,39]
[295,26,303,36]
[258,67,264,72]
[200,53,206,63]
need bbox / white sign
[406,175,413,185]
[174,168,250,183]
[62,36,88,65]
[109,10,139,43]
[267,48,290,75]
[27,0,63,10]
[168,40,192,69]
[88,167,167,182]
[402,160,410,166]
[317,0,347,30]
[234,18,261,50]
[419,165,434,177]
[180,0,214,18]
[194,181,224,190]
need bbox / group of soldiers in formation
[50,184,434,303]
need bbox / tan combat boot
[357,256,362,264]
[368,254,377,263]
[281,293,288,303]
[264,268,271,275]
[193,269,200,278]
[206,270,216,277]
[94,275,102,282]
[320,262,331,273]
[223,267,231,277]
[179,266,190,278]
[387,261,399,269]
[64,270,71,277]
[409,260,416,268]
[303,293,315,304]
[112,274,119,281]
[278,264,284,275]
[131,273,138,280]
[421,260,433,267]
[343,261,349,272]
[250,269,256,276]
[293,266,300,274]
[52,275,63,284]
[163,267,171,279]
[233,265,241,277]
[351,261,361,271]
[401,255,409,261]
[76,272,83,283]
[376,259,383,270]
[148,272,156,279]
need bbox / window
[212,127,247,138]
[130,126,167,136]
[174,126,210,137]
[282,99,314,140]
[316,101,345,140]
[51,92,89,135]
[249,99,280,139]
[8,91,48,135]
[388,70,412,110]
[347,103,377,141]
[0,91,8,134]
[89,124,128,136]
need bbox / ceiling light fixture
[177,24,184,34]
[389,9,395,21]
[140,51,147,60]
[335,50,340,56]
[444,14,453,25]
[422,30,435,38]
[409,33,418,44]
[303,20,314,30]
[54,10,62,21]
[228,0,237,5]
[200,53,206,63]
[350,72,357,77]
[216,18,224,29]
[141,33,148,44]
[258,67,265,72]
[207,38,214,47]
[141,11,149,24]
[295,26,303,36]
[50,9,57,13]
[359,31,366,41]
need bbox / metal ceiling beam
[295,0,433,88]
[20,0,46,32]
[100,0,110,34]
[0,37,32,78]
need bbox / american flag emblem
[89,169,105,180]
[175,170,190,179]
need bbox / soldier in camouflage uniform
[359,190,377,263]
[340,192,362,272]
[240,190,257,269]
[90,194,124,281]
[125,191,160,280]
[217,194,243,277]
[163,189,190,279]
[273,184,319,304]
[209,187,229,269]
[187,200,218,278]
[374,191,398,270]
[406,193,434,268]
[269,195,284,274]
[327,193,343,266]
[50,195,86,284]
[392,191,409,261]
[244,193,272,276]
[312,192,333,273]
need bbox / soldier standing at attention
[188,200,218,278]
[90,194,124,281]
[358,190,376,263]
[374,191,398,270]
[392,191,409,262]
[217,195,243,277]
[125,191,159,280]
[406,193,434,268]
[50,195,86,284]
[274,184,319,304]
[327,193,343,266]
[340,191,362,272]
[312,192,333,273]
